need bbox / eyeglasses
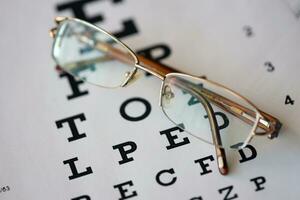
[50,17,282,175]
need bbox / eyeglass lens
[52,19,136,88]
[161,74,260,149]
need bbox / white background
[0,0,300,199]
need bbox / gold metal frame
[50,17,282,175]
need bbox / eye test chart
[0,0,300,199]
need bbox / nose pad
[164,85,175,99]
[162,85,175,107]
[121,68,139,87]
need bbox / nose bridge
[135,55,179,80]
[135,63,165,80]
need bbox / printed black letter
[250,176,266,191]
[55,113,87,142]
[156,168,177,186]
[63,157,93,180]
[238,144,257,163]
[57,0,103,23]
[71,195,91,200]
[218,185,238,200]
[59,72,89,100]
[113,180,138,200]
[112,141,137,164]
[120,98,151,122]
[159,124,190,150]
[194,155,214,175]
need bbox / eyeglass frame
[50,17,282,175]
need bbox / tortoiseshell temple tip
[217,148,229,175]
[268,121,282,139]
[219,166,229,175]
[216,151,229,175]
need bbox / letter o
[120,97,151,121]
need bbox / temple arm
[169,78,229,175]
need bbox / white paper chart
[0,0,300,199]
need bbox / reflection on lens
[52,19,136,88]
[161,73,260,149]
